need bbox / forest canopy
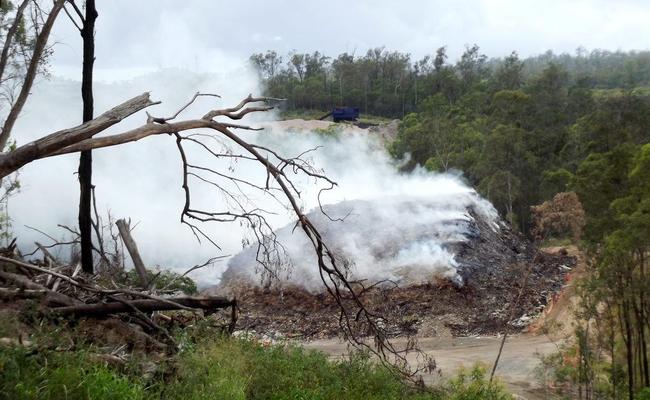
[252,46,650,234]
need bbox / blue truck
[320,107,360,122]
[332,107,360,122]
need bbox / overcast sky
[49,0,650,81]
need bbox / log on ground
[51,296,235,317]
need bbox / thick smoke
[10,69,498,289]
[10,67,263,282]
[223,125,500,291]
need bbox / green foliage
[0,346,146,400]
[446,365,512,400]
[561,140,650,399]
[116,269,198,295]
[253,45,650,235]
[162,338,249,400]
[638,388,650,400]
[253,46,650,119]
[313,124,344,137]
[164,339,513,399]
[571,144,638,243]
[165,338,424,400]
[0,332,514,400]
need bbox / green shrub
[161,338,249,400]
[116,269,198,295]
[0,346,146,400]
[638,387,650,400]
[445,365,513,400]
[0,332,513,400]
[313,124,344,137]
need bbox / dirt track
[302,247,585,399]
[304,334,561,399]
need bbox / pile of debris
[0,234,236,352]
[214,198,577,340]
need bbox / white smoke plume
[223,125,500,291]
[9,68,498,290]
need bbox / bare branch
[159,256,228,291]
[0,92,159,176]
[0,0,66,151]
[201,93,283,121]
[147,91,220,123]
[62,3,82,31]
[0,92,419,372]
[66,0,85,23]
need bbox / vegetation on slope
[0,316,512,400]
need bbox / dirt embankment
[527,245,587,339]
[260,118,400,142]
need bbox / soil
[527,245,586,339]
[260,118,400,142]
[304,334,562,400]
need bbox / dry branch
[0,287,48,301]
[115,219,148,288]
[52,296,234,317]
[0,92,419,374]
[0,93,159,176]
[0,269,79,306]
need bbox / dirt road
[300,247,581,398]
[303,334,561,399]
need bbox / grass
[0,318,514,400]
[540,237,574,248]
[0,346,146,400]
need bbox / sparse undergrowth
[0,317,513,400]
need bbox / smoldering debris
[222,194,500,291]
[211,202,576,339]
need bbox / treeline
[529,108,650,399]
[250,46,650,117]
[391,63,650,235]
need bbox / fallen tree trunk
[0,287,48,301]
[0,270,80,306]
[51,296,235,317]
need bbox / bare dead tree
[0,92,425,374]
[0,0,66,151]
[115,218,148,288]
[60,0,98,274]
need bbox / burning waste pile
[222,188,499,290]
[207,123,575,339]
